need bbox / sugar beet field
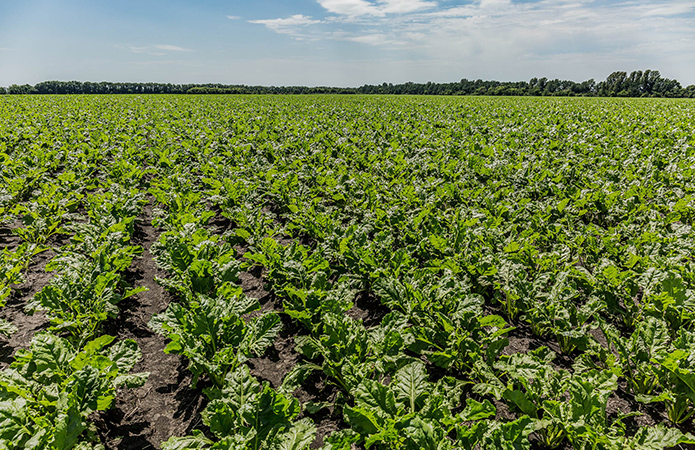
[1,95,695,450]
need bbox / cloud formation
[249,14,322,36]
[317,0,438,16]
[242,0,695,83]
[118,44,194,55]
[250,1,694,63]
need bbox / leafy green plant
[601,318,667,396]
[149,289,280,388]
[151,225,242,297]
[640,331,695,424]
[161,365,315,450]
[343,360,487,449]
[641,269,695,332]
[375,272,512,373]
[0,243,45,336]
[0,333,148,449]
[27,231,144,344]
[294,311,373,393]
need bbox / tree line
[2,70,694,98]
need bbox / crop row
[1,94,695,449]
[1,119,151,448]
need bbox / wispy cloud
[254,1,695,54]
[227,15,241,20]
[637,1,694,16]
[117,44,194,55]
[153,44,193,52]
[317,0,437,16]
[347,33,393,45]
[248,14,322,36]
[246,0,695,83]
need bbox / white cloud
[317,0,437,16]
[479,0,511,11]
[118,44,194,55]
[227,15,241,20]
[247,0,695,84]
[403,31,426,40]
[347,33,391,45]
[638,2,694,16]
[318,0,381,16]
[380,0,438,14]
[153,44,193,52]
[248,14,322,36]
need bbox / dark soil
[240,257,351,448]
[293,370,348,449]
[94,203,354,449]
[345,291,389,328]
[9,203,681,450]
[492,397,517,422]
[0,220,23,249]
[247,311,301,389]
[0,235,59,369]
[96,204,207,449]
[501,322,547,357]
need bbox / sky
[0,0,694,87]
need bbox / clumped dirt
[502,323,546,357]
[345,291,389,328]
[238,266,276,320]
[239,258,351,448]
[491,396,517,422]
[11,203,682,450]
[292,370,348,449]
[247,310,302,389]
[0,233,61,369]
[0,221,23,249]
[96,206,207,449]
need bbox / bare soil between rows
[2,207,691,449]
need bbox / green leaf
[201,398,236,439]
[222,365,260,408]
[30,333,75,382]
[52,401,87,450]
[459,398,496,421]
[107,338,143,373]
[113,373,149,388]
[353,379,399,419]
[240,313,281,359]
[161,430,213,450]
[279,363,317,396]
[276,418,316,450]
[322,429,361,450]
[503,241,520,253]
[479,314,507,329]
[503,389,537,417]
[83,335,116,354]
[70,365,110,414]
[557,198,570,213]
[393,361,428,413]
[630,424,695,449]
[0,398,31,441]
[403,417,448,450]
[344,405,382,435]
[123,286,149,299]
[294,336,322,360]
[0,318,18,337]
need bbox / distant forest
[2,70,695,98]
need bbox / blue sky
[1,0,694,86]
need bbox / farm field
[1,94,695,449]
